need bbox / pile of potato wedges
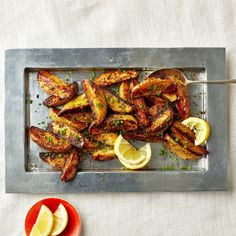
[29,69,208,182]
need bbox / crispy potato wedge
[37,71,72,98]
[172,77,190,119]
[70,111,94,123]
[82,80,107,125]
[146,107,174,132]
[47,121,84,147]
[43,82,78,107]
[105,114,138,131]
[171,127,208,155]
[49,108,88,130]
[59,93,90,115]
[132,78,175,98]
[130,79,149,127]
[149,69,190,120]
[162,92,178,102]
[82,138,100,151]
[29,126,72,152]
[39,152,69,169]
[119,81,131,102]
[88,124,104,135]
[164,133,199,160]
[149,103,167,118]
[93,132,118,146]
[91,147,117,161]
[123,132,163,143]
[102,89,133,113]
[133,97,149,126]
[145,96,166,106]
[172,121,195,141]
[61,148,79,182]
[94,70,138,86]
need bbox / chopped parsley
[47,137,52,142]
[139,104,144,108]
[112,120,123,126]
[180,165,192,171]
[82,130,89,137]
[95,102,103,108]
[26,99,33,104]
[90,71,97,80]
[159,148,168,156]
[59,127,67,135]
[30,163,37,169]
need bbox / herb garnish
[90,71,97,80]
[112,120,123,126]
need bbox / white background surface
[0,0,236,235]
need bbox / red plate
[25,198,81,236]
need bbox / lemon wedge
[114,135,152,169]
[30,205,53,236]
[29,225,41,236]
[50,203,68,236]
[182,117,210,146]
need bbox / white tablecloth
[1,1,236,235]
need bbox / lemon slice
[29,225,41,236]
[114,135,152,169]
[50,203,68,236]
[30,205,53,236]
[182,117,210,146]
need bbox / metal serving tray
[5,48,227,193]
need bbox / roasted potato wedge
[164,133,200,160]
[123,132,163,143]
[162,92,178,102]
[91,147,117,161]
[37,71,72,98]
[70,111,94,123]
[133,97,149,126]
[59,93,90,115]
[105,114,138,131]
[61,148,79,182]
[39,152,69,169]
[102,89,133,113]
[92,132,118,146]
[82,138,100,151]
[43,82,78,107]
[149,103,167,118]
[119,81,131,102]
[49,108,88,130]
[130,79,149,127]
[173,77,190,120]
[94,70,138,86]
[145,96,166,106]
[172,121,195,141]
[132,78,175,98]
[29,126,72,152]
[47,121,84,147]
[82,80,107,125]
[149,69,190,120]
[171,127,208,155]
[146,107,174,132]
[88,124,104,135]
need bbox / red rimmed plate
[25,198,81,236]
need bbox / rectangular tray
[5,48,227,193]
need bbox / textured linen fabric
[0,0,236,235]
